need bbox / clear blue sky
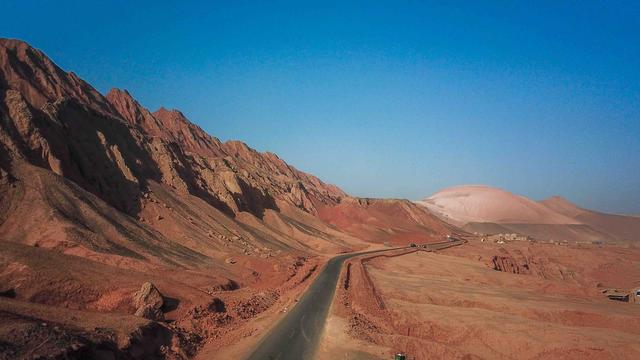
[2,1,639,213]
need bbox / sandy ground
[194,254,328,359]
[320,238,640,359]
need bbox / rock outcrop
[492,255,531,275]
[133,282,164,321]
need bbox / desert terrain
[321,237,640,359]
[317,186,640,359]
[1,37,639,360]
[0,38,453,359]
[418,185,640,244]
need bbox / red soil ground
[321,238,640,359]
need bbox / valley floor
[320,239,640,359]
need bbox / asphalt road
[245,240,465,360]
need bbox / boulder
[133,282,164,320]
[208,297,226,313]
[135,305,165,321]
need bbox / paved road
[245,239,465,360]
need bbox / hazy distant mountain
[417,185,639,243]
[540,196,640,243]
[416,185,579,226]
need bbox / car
[410,243,417,248]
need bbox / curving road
[245,239,465,360]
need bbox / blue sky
[2,1,639,213]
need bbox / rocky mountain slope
[0,38,452,358]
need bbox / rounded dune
[417,185,581,225]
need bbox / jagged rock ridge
[0,38,454,359]
[1,38,344,220]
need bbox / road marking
[300,314,311,343]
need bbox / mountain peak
[106,87,132,99]
[542,195,573,205]
[539,195,584,218]
[106,87,176,143]
[106,88,142,111]
[0,38,112,114]
[0,38,41,56]
[152,108,200,133]
[150,104,227,157]
[154,106,184,117]
[152,107,193,130]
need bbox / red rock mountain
[0,38,452,358]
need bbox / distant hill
[540,196,640,243]
[417,185,639,243]
[416,185,579,226]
